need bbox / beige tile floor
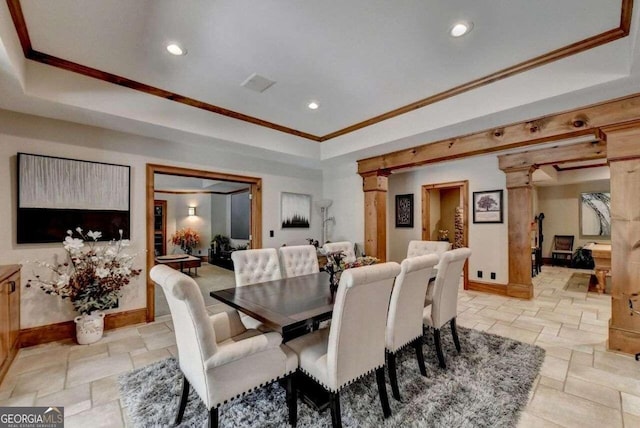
[1,266,639,427]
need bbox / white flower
[67,230,73,236]
[95,268,110,278]
[120,239,131,247]
[87,230,102,240]
[63,236,84,251]
[76,227,83,233]
[56,274,70,286]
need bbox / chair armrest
[205,331,283,368]
[210,311,247,343]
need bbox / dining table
[210,271,335,342]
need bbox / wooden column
[362,171,390,261]
[504,166,536,299]
[601,122,640,354]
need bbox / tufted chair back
[232,248,282,286]
[326,262,401,391]
[278,245,320,278]
[407,240,452,269]
[386,254,439,352]
[430,248,471,328]
[323,241,356,263]
[150,265,218,405]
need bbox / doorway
[146,164,262,322]
[421,180,469,289]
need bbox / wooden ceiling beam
[358,92,640,175]
[498,140,607,170]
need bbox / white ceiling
[154,174,249,193]
[0,0,639,167]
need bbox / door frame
[421,180,469,289]
[145,163,262,322]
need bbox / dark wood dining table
[210,271,334,342]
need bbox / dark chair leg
[413,337,427,376]
[387,352,401,401]
[450,318,461,353]
[285,374,298,427]
[329,391,342,428]
[433,328,446,369]
[208,407,219,428]
[175,375,190,426]
[375,367,392,418]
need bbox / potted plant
[170,228,201,255]
[27,227,141,344]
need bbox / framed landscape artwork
[281,192,311,228]
[395,194,414,228]
[473,190,503,224]
[580,192,611,237]
[17,153,130,243]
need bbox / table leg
[595,269,607,294]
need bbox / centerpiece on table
[324,251,379,292]
[170,228,200,255]
[27,228,141,344]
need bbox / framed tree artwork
[473,190,503,223]
[281,192,311,228]
[395,194,414,228]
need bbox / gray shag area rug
[119,325,544,427]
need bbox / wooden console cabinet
[0,265,20,384]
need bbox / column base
[506,282,533,299]
[608,325,640,355]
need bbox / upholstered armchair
[423,248,472,369]
[278,245,320,278]
[385,254,439,400]
[322,241,356,263]
[150,265,298,427]
[287,262,401,428]
[231,248,283,329]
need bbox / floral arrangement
[324,251,379,290]
[438,229,449,241]
[27,228,141,315]
[170,228,200,254]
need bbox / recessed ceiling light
[166,43,186,56]
[308,101,319,110]
[450,21,473,37]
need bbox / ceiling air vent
[241,73,276,93]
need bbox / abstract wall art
[580,192,611,237]
[281,192,310,228]
[17,153,130,243]
[395,194,414,228]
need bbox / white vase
[74,312,105,345]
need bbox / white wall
[0,110,322,328]
[325,155,508,284]
[536,180,611,257]
[172,193,212,256]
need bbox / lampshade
[315,199,333,210]
[188,206,196,216]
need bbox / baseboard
[608,325,640,355]
[507,282,533,299]
[468,280,508,296]
[19,308,147,348]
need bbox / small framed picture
[473,190,503,224]
[395,194,414,228]
[281,192,311,228]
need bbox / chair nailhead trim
[213,369,296,409]
[387,334,423,353]
[297,365,384,393]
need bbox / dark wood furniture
[155,255,201,276]
[551,235,575,266]
[211,272,333,342]
[208,248,234,270]
[154,200,167,256]
[0,265,20,384]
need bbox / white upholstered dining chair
[423,248,472,369]
[278,245,320,278]
[407,240,453,303]
[150,264,298,428]
[286,262,401,428]
[231,248,282,329]
[322,241,356,263]
[385,254,439,400]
